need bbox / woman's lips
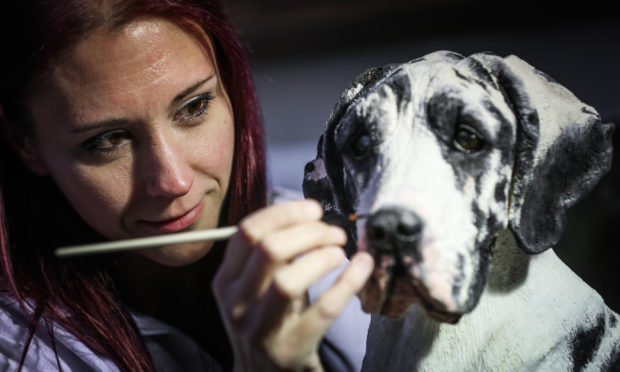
[141,200,205,234]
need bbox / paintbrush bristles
[322,213,369,224]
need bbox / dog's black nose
[366,208,423,255]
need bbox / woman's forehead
[52,19,214,90]
[32,19,216,120]
[26,18,223,134]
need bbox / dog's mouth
[359,244,462,324]
[356,207,463,323]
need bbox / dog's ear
[303,64,397,255]
[470,52,615,254]
[303,134,342,216]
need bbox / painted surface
[303,51,619,370]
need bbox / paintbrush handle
[54,213,366,258]
[54,226,238,257]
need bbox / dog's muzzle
[360,207,461,323]
[366,208,423,261]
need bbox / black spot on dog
[602,347,620,372]
[464,57,497,88]
[426,92,491,188]
[494,73,540,182]
[610,313,618,329]
[387,73,413,112]
[465,236,493,311]
[483,99,515,162]
[326,64,400,133]
[454,156,492,193]
[457,201,498,312]
[570,313,605,371]
[455,58,499,93]
[407,56,426,65]
[471,202,485,230]
[426,92,460,143]
[451,253,465,299]
[443,51,465,62]
[305,161,316,174]
[471,196,502,240]
[581,106,598,117]
[515,119,612,252]
[302,168,336,213]
[486,213,500,235]
[452,66,489,93]
[453,68,471,83]
[336,113,381,195]
[343,168,360,211]
[533,69,558,84]
[495,178,508,204]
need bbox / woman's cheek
[58,163,134,240]
[190,113,235,187]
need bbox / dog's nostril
[397,211,423,238]
[368,225,387,242]
[366,207,424,252]
[398,221,421,237]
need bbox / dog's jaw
[359,265,463,323]
[356,225,465,323]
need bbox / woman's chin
[138,240,215,267]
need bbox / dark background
[221,0,620,312]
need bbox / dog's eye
[350,131,372,158]
[453,126,484,153]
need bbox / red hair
[0,0,266,370]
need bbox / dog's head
[303,51,614,322]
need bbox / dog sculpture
[303,51,619,371]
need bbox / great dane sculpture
[303,51,619,371]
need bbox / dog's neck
[363,229,606,371]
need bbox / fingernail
[352,252,374,273]
[304,199,323,217]
[331,226,348,242]
[328,246,347,260]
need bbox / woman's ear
[16,138,49,176]
[1,120,49,176]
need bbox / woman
[0,0,373,371]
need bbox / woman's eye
[173,93,214,123]
[453,125,484,153]
[349,130,372,158]
[82,130,131,153]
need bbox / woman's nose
[143,134,194,198]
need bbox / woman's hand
[212,199,374,371]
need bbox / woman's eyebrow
[170,74,216,108]
[70,74,217,134]
[71,118,130,134]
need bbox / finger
[299,252,374,338]
[212,231,248,303]
[216,200,324,283]
[247,246,347,339]
[213,231,251,287]
[252,222,347,264]
[273,246,346,300]
[234,222,347,302]
[240,199,324,244]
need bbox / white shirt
[0,278,369,371]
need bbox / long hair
[0,0,266,370]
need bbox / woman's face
[24,19,235,266]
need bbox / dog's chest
[362,249,619,371]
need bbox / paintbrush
[54,213,367,258]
